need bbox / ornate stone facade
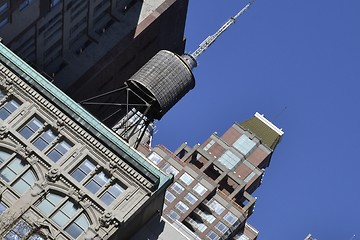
[0,43,171,239]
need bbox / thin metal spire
[190,0,255,60]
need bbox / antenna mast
[190,0,255,60]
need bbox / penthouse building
[0,42,171,239]
[138,112,284,239]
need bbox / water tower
[80,0,255,148]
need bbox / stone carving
[99,212,118,229]
[0,125,8,139]
[46,168,60,182]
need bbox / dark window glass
[85,171,109,194]
[0,100,21,120]
[100,183,124,205]
[33,129,56,151]
[71,159,96,182]
[47,140,72,162]
[19,117,44,139]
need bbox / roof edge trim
[254,112,284,136]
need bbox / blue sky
[154,0,360,239]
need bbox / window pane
[66,223,83,239]
[0,168,16,182]
[52,211,68,227]
[19,127,33,139]
[184,193,198,205]
[4,231,20,240]
[75,214,89,229]
[100,192,114,205]
[217,150,242,170]
[12,170,37,194]
[175,201,189,213]
[71,159,96,182]
[223,212,238,225]
[165,191,176,203]
[85,180,101,193]
[208,199,225,215]
[0,201,7,213]
[0,108,10,120]
[57,141,72,154]
[171,182,184,194]
[8,158,25,174]
[206,230,220,240]
[108,183,124,197]
[33,138,47,151]
[233,135,256,155]
[37,200,54,215]
[193,183,207,196]
[71,169,86,182]
[19,117,43,139]
[147,152,162,165]
[29,234,45,240]
[179,173,194,186]
[42,130,56,143]
[37,193,63,214]
[0,150,10,163]
[13,220,31,237]
[166,210,180,221]
[6,100,20,112]
[47,150,62,162]
[86,172,109,193]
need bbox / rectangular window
[147,152,162,165]
[19,117,44,139]
[33,129,56,151]
[19,0,33,11]
[51,201,78,227]
[47,139,72,162]
[206,230,220,240]
[13,170,36,194]
[4,220,31,239]
[193,183,207,196]
[0,99,21,120]
[237,234,250,240]
[244,172,256,183]
[165,191,175,203]
[0,17,8,29]
[233,135,256,155]
[65,214,89,239]
[100,183,125,205]
[208,199,225,215]
[217,150,242,170]
[171,182,184,194]
[0,201,7,214]
[71,158,96,182]
[215,221,229,234]
[203,140,215,151]
[166,210,180,221]
[0,2,8,14]
[184,192,198,205]
[223,212,238,225]
[85,171,109,194]
[175,201,189,213]
[0,157,26,182]
[160,163,179,176]
[50,0,61,8]
[179,173,194,186]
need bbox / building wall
[0,0,188,113]
[0,43,171,239]
[139,114,283,240]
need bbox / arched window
[0,148,38,194]
[36,192,90,239]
